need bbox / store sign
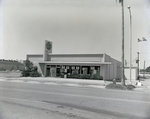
[62,66,65,69]
[44,40,52,60]
[46,42,52,50]
[66,66,69,69]
[76,66,79,69]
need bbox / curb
[0,78,106,89]
[133,87,150,92]
[0,77,150,92]
[0,77,106,86]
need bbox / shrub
[126,85,136,90]
[90,74,103,80]
[72,69,78,75]
[67,74,80,79]
[91,74,101,80]
[21,60,41,77]
[60,74,64,78]
[21,69,30,77]
[99,76,103,80]
[0,67,6,71]
[80,74,90,79]
[67,73,103,80]
[105,83,136,90]
[115,78,121,82]
[30,71,41,77]
[138,75,147,79]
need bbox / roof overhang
[39,61,111,66]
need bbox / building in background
[26,40,122,80]
[0,59,25,71]
[124,67,138,81]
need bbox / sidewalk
[125,79,150,92]
[0,76,150,92]
[0,77,110,89]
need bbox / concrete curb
[0,77,150,92]
[0,77,106,85]
[0,77,107,89]
[133,88,150,92]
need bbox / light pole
[127,6,132,84]
[143,60,146,78]
[137,37,147,84]
[137,52,140,81]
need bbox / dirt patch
[105,83,136,90]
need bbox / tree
[11,65,15,71]
[24,60,34,71]
[21,60,41,77]
[117,0,125,85]
[16,63,20,70]
[146,66,150,72]
[140,69,145,72]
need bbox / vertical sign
[44,40,52,61]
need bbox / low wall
[0,61,24,71]
[0,71,22,78]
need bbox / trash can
[113,79,116,84]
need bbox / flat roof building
[27,40,122,80]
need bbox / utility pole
[143,60,146,78]
[127,6,132,84]
[137,37,147,86]
[137,52,140,81]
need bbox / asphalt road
[0,81,150,119]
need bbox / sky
[0,0,150,69]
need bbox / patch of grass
[105,83,136,90]
[126,85,136,90]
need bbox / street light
[127,6,132,84]
[138,37,147,42]
[137,37,147,83]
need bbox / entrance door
[56,68,60,77]
[46,68,50,77]
[50,67,56,77]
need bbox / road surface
[0,81,150,119]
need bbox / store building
[27,40,122,80]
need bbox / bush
[72,69,78,75]
[67,69,80,79]
[0,67,6,71]
[21,60,41,77]
[21,69,30,77]
[115,78,121,82]
[91,74,103,80]
[99,76,103,80]
[67,74,80,79]
[66,73,103,80]
[30,71,41,77]
[80,74,90,79]
[138,75,147,79]
[126,85,136,90]
[105,83,136,90]
[60,74,64,78]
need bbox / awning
[39,61,111,66]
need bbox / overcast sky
[0,0,150,68]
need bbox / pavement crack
[42,100,148,119]
[1,99,89,119]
